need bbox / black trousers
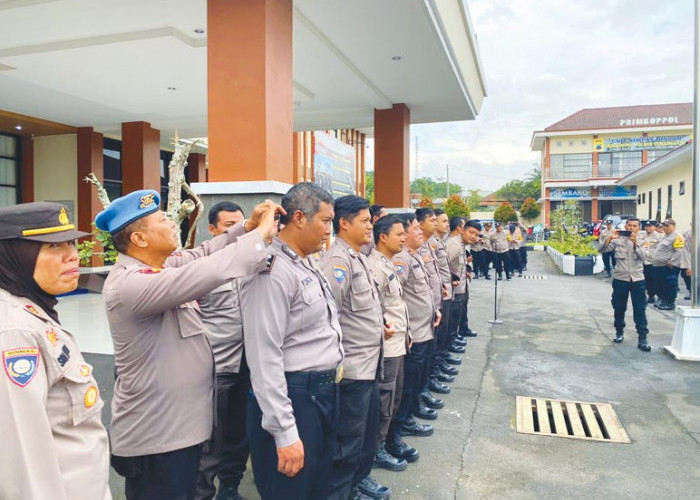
[472,250,483,275]
[247,372,339,500]
[655,265,681,305]
[681,268,691,293]
[390,340,431,433]
[328,379,381,500]
[481,251,493,276]
[112,445,203,500]
[519,246,528,268]
[377,356,404,441]
[196,371,250,499]
[450,293,466,342]
[643,264,658,298]
[611,279,649,338]
[432,299,452,367]
[602,251,617,272]
[509,249,522,273]
[495,252,511,276]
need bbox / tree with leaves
[495,166,541,204]
[493,202,517,224]
[520,197,541,221]
[444,195,470,219]
[365,170,374,204]
[550,200,581,243]
[410,177,462,199]
[464,189,483,211]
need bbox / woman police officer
[0,202,111,500]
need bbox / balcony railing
[545,163,642,180]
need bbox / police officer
[518,222,529,271]
[508,222,523,277]
[652,218,685,310]
[637,221,662,304]
[600,218,651,351]
[196,201,251,500]
[480,222,493,280]
[320,195,389,500]
[390,214,439,440]
[97,190,279,499]
[368,217,412,472]
[456,221,482,340]
[446,217,468,360]
[680,225,692,301]
[599,219,617,278]
[470,227,485,279]
[240,183,343,500]
[490,222,511,280]
[0,202,111,500]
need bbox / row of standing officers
[0,183,486,500]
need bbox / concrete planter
[547,246,602,276]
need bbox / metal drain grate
[516,396,630,444]
[522,275,547,280]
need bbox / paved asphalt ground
[87,249,700,500]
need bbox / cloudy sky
[368,0,695,194]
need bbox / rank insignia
[3,348,40,387]
[333,265,347,283]
[46,329,59,347]
[24,305,41,318]
[139,268,163,274]
[423,255,431,263]
[57,344,71,367]
[393,261,406,275]
[84,386,98,408]
[79,364,91,377]
[262,255,276,274]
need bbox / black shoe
[386,435,419,462]
[351,489,374,500]
[522,266,527,271]
[401,418,434,437]
[506,275,512,280]
[613,333,624,343]
[657,302,675,310]
[605,271,612,278]
[647,296,657,304]
[439,363,459,376]
[485,274,492,280]
[357,475,391,500]
[464,329,478,337]
[415,404,438,420]
[420,391,445,409]
[453,337,467,346]
[433,371,455,383]
[684,294,691,300]
[637,341,651,352]
[429,378,451,394]
[444,354,462,365]
[374,441,408,471]
[215,484,246,500]
[518,272,523,277]
[448,343,466,354]
[497,275,503,281]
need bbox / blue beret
[95,189,161,234]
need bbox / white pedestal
[664,306,700,361]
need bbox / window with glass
[610,151,642,177]
[666,184,672,219]
[548,153,592,179]
[648,191,652,220]
[103,138,123,200]
[656,188,662,221]
[680,181,685,196]
[0,134,19,207]
[647,149,673,163]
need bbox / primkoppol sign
[593,134,691,151]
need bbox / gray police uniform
[104,225,269,465]
[599,227,617,274]
[320,237,384,500]
[600,236,648,339]
[368,249,410,443]
[490,230,510,278]
[680,229,692,297]
[446,234,468,341]
[240,237,343,500]
[195,275,250,498]
[0,290,111,500]
[638,229,663,300]
[652,230,684,306]
[390,248,436,432]
[430,234,453,365]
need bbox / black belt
[285,369,339,388]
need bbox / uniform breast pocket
[387,276,400,296]
[177,303,207,338]
[614,247,627,260]
[413,268,431,292]
[63,364,102,426]
[202,282,235,309]
[350,279,374,312]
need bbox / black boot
[657,302,675,310]
[420,391,445,409]
[613,332,623,343]
[439,362,459,376]
[401,417,434,436]
[647,296,656,304]
[637,338,651,352]
[433,371,455,383]
[357,475,391,500]
[448,343,466,354]
[484,273,492,280]
[444,353,462,365]
[415,403,438,420]
[374,440,408,471]
[215,482,246,500]
[463,329,478,337]
[453,337,467,346]
[386,433,419,462]
[429,378,451,394]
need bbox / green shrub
[77,223,118,266]
[548,234,599,256]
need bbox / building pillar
[374,104,410,208]
[591,187,599,221]
[20,136,34,203]
[77,128,104,233]
[121,121,161,193]
[187,152,207,183]
[207,0,293,183]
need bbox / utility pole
[415,136,420,179]
[446,164,450,198]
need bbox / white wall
[635,161,692,231]
[33,134,78,221]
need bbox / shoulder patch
[3,348,40,387]
[674,236,685,249]
[393,261,406,275]
[24,304,42,318]
[46,328,59,347]
[333,265,348,283]
[139,268,162,274]
[262,255,276,273]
